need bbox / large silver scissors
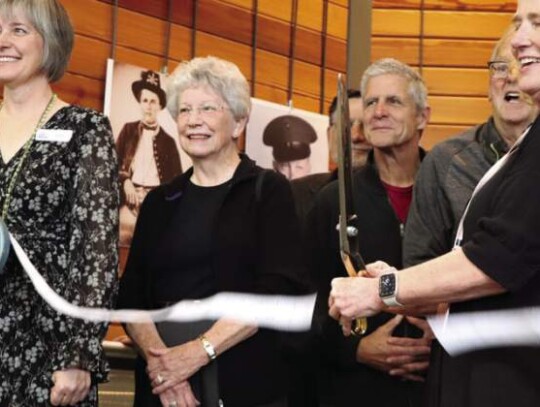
[336,73,367,335]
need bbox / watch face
[379,273,396,298]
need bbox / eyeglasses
[487,60,511,79]
[178,103,228,120]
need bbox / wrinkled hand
[146,341,207,396]
[386,316,434,381]
[123,179,139,206]
[50,369,91,406]
[159,381,200,407]
[328,276,381,334]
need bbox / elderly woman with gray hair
[118,56,306,407]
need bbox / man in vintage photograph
[116,70,182,246]
[263,114,317,180]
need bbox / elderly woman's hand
[147,340,208,395]
[50,369,91,406]
[159,381,200,407]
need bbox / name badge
[35,129,73,143]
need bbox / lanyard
[453,126,530,249]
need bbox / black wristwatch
[379,273,403,307]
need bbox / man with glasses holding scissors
[404,27,538,268]
[307,58,432,406]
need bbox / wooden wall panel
[422,124,471,150]
[373,10,421,37]
[423,68,489,97]
[60,0,520,142]
[374,0,515,11]
[424,11,512,38]
[68,35,109,80]
[53,73,105,111]
[429,96,492,125]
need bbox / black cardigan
[118,154,308,406]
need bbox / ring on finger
[156,373,165,385]
[169,402,178,407]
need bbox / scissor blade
[336,74,366,273]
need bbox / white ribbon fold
[428,307,540,355]
[10,234,315,331]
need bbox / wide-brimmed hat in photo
[131,70,167,109]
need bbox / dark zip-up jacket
[403,117,508,267]
[307,151,424,407]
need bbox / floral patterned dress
[0,106,119,406]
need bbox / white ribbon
[428,307,540,356]
[9,234,315,331]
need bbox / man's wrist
[379,271,403,307]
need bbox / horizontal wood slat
[429,96,491,125]
[373,9,512,39]
[422,124,473,150]
[374,0,516,11]
[372,37,497,67]
[53,73,105,111]
[424,11,512,38]
[422,67,490,97]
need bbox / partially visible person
[284,89,369,407]
[290,89,371,224]
[116,69,182,246]
[0,0,119,405]
[308,58,433,407]
[327,89,372,169]
[404,26,538,267]
[263,114,317,180]
[328,3,540,405]
[118,56,307,407]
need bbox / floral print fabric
[0,106,119,406]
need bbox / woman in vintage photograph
[0,0,119,405]
[118,56,306,407]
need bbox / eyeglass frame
[487,60,513,80]
[177,102,230,120]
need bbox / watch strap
[379,271,404,307]
[199,335,217,361]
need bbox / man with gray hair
[307,58,432,406]
[403,26,538,268]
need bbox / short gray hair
[167,56,251,121]
[360,58,428,112]
[0,0,74,83]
